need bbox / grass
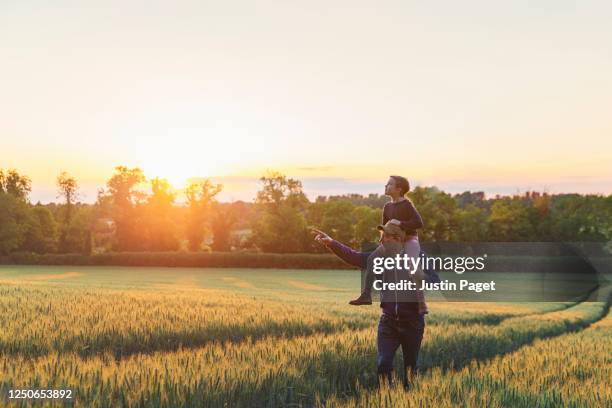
[0,265,609,407]
[322,311,612,408]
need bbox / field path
[321,309,612,407]
[222,277,255,289]
[420,284,611,371]
[0,271,83,283]
[287,280,330,291]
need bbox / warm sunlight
[139,159,204,191]
[1,2,610,407]
[2,0,611,204]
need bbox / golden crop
[0,266,608,407]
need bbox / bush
[0,251,609,273]
[0,251,353,269]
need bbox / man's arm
[313,228,369,268]
[325,239,369,269]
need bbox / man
[349,175,424,306]
[314,221,427,387]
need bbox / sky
[1,0,611,203]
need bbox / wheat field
[0,265,609,407]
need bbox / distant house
[93,217,115,233]
[91,217,115,253]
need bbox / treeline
[0,167,610,256]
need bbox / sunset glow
[1,1,611,202]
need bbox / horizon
[14,169,610,205]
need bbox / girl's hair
[390,175,410,196]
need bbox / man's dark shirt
[382,199,423,236]
[327,239,421,319]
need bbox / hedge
[0,251,609,274]
[0,251,353,269]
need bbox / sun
[139,159,211,192]
[134,143,247,194]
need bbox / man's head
[377,220,406,243]
[385,175,410,198]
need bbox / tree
[352,205,382,248]
[0,169,31,201]
[315,193,389,209]
[454,191,487,209]
[488,197,536,241]
[211,202,239,252]
[319,199,355,245]
[255,172,308,208]
[20,205,58,253]
[548,194,611,242]
[306,199,356,252]
[456,204,489,242]
[409,186,458,241]
[0,192,29,254]
[56,171,79,252]
[88,189,114,253]
[105,166,146,251]
[530,192,553,240]
[144,177,180,251]
[251,172,309,253]
[185,180,222,251]
[69,206,95,254]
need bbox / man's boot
[349,291,372,305]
